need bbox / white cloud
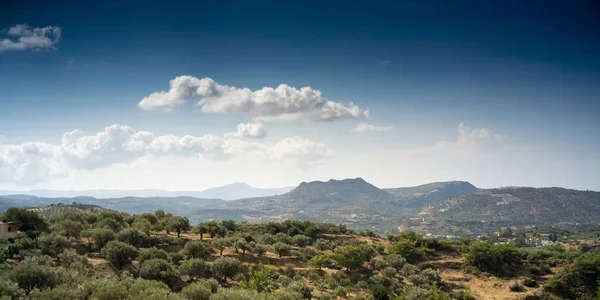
[0,24,62,53]
[353,122,393,133]
[225,123,267,139]
[0,124,330,184]
[138,76,368,122]
[435,122,505,150]
[268,136,334,169]
[0,125,247,183]
[0,142,68,184]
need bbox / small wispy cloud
[353,122,393,133]
[0,24,62,53]
[66,59,91,70]
[381,60,392,66]
[225,123,267,139]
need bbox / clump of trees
[466,242,523,276]
[546,251,600,299]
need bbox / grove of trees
[0,206,598,299]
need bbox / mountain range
[1,178,599,235]
[0,182,293,200]
[200,178,600,234]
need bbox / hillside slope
[383,181,478,207]
[423,187,600,225]
[218,178,403,231]
[0,195,225,217]
[196,182,293,200]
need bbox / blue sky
[0,0,599,191]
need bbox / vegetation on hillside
[3,181,599,238]
[0,206,598,299]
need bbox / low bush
[523,278,537,287]
[509,282,525,292]
[466,242,523,276]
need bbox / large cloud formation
[0,24,62,52]
[138,76,368,122]
[0,125,332,184]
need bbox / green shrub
[523,278,537,287]
[10,255,65,293]
[139,258,179,286]
[389,240,431,264]
[117,228,148,248]
[58,248,92,274]
[382,266,397,278]
[211,257,243,281]
[182,241,210,259]
[240,263,279,293]
[385,253,407,270]
[546,251,600,299]
[529,263,552,276]
[402,285,430,300]
[370,258,390,270]
[0,278,26,299]
[408,268,441,287]
[139,247,169,262]
[278,275,293,286]
[401,264,420,277]
[332,286,347,297]
[170,252,185,265]
[509,282,525,292]
[466,242,523,276]
[92,227,116,250]
[179,258,206,281]
[129,278,182,300]
[180,281,214,300]
[287,280,313,299]
[356,280,369,289]
[37,233,72,257]
[101,240,138,269]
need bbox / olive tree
[139,259,179,286]
[167,216,191,237]
[332,245,368,274]
[92,227,116,250]
[179,258,206,281]
[308,253,330,270]
[101,240,138,269]
[211,238,230,256]
[183,240,210,259]
[211,257,242,282]
[117,228,148,248]
[273,242,291,258]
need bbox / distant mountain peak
[226,182,252,188]
[286,177,390,199]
